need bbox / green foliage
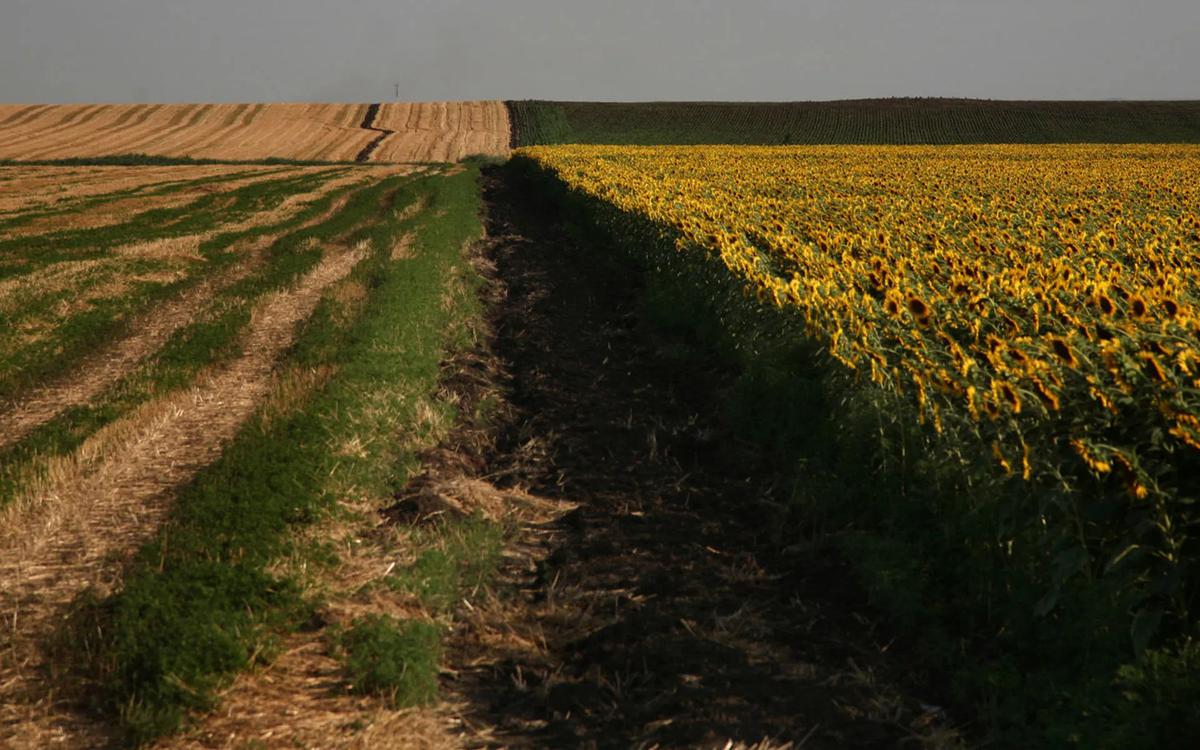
[505,101,572,146]
[1109,640,1200,749]
[506,99,1200,146]
[332,615,441,706]
[388,516,505,613]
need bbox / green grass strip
[330,616,442,708]
[68,166,484,746]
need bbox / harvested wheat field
[0,161,486,747]
[0,101,511,163]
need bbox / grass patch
[331,615,441,707]
[387,516,505,614]
[63,166,486,746]
[0,168,355,402]
[0,165,302,234]
[0,167,347,268]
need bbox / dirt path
[0,178,368,452]
[0,237,372,748]
[432,169,958,749]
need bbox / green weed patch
[331,615,441,707]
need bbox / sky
[1,0,1197,103]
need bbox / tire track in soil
[355,104,396,164]
[0,237,373,749]
[438,168,960,749]
[0,180,365,452]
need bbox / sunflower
[965,386,981,422]
[993,380,1022,413]
[1031,377,1061,411]
[1129,296,1149,318]
[1048,337,1076,367]
[992,442,1014,476]
[1169,415,1200,451]
[1138,352,1168,383]
[1071,438,1112,475]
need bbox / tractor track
[355,104,396,163]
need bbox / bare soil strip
[0,233,374,748]
[0,175,373,452]
[442,170,959,749]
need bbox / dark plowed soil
[442,169,958,749]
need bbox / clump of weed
[388,515,504,614]
[332,615,441,706]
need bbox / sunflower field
[516,144,1200,746]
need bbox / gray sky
[1,0,1197,103]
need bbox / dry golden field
[0,101,511,163]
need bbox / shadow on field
[447,167,951,749]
